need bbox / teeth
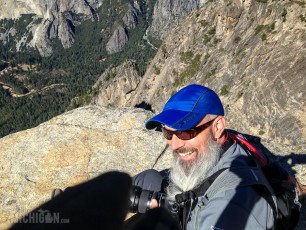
[179,151,192,157]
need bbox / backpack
[175,132,301,230]
[229,132,301,229]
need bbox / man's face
[165,119,222,197]
[164,118,214,170]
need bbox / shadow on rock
[10,171,180,230]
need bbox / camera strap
[175,191,196,230]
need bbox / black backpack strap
[175,168,228,204]
[191,168,228,197]
[174,169,227,230]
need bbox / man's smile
[175,148,198,162]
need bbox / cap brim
[145,110,205,130]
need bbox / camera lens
[129,186,180,221]
[129,186,154,213]
[129,186,142,213]
[138,190,154,213]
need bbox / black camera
[129,185,180,218]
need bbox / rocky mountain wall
[0,0,200,57]
[147,0,201,39]
[91,60,141,107]
[0,0,102,56]
[105,25,129,55]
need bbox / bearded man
[132,84,275,230]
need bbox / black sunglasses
[162,118,216,140]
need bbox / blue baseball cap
[145,84,224,130]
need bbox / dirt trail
[0,82,65,97]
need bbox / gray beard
[166,135,221,201]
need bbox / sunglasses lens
[162,128,173,140]
[161,119,215,141]
[177,131,196,140]
[162,128,198,140]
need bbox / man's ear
[212,116,226,140]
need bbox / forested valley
[0,0,159,138]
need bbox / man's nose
[168,133,185,150]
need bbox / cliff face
[147,0,202,39]
[0,0,205,57]
[105,2,141,55]
[0,0,103,19]
[91,60,141,107]
[93,0,306,150]
[105,25,129,55]
[0,0,102,56]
